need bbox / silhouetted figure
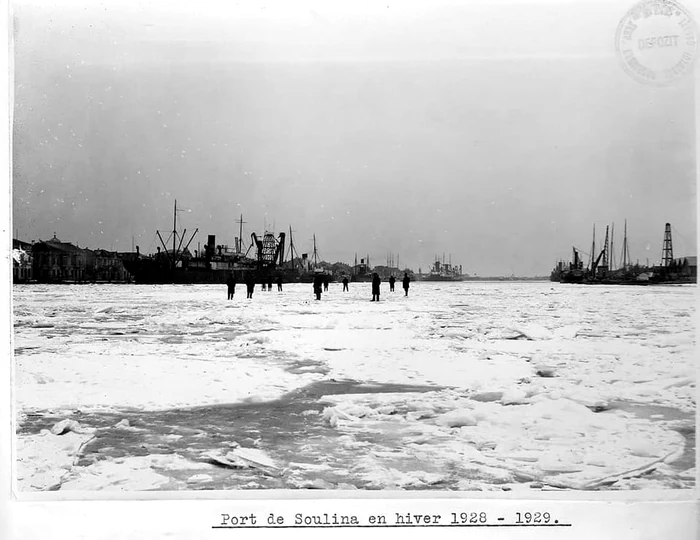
[226,273,237,300]
[245,273,256,299]
[389,275,396,292]
[277,276,283,292]
[261,281,267,291]
[371,273,381,301]
[267,275,273,291]
[342,276,349,291]
[313,274,323,300]
[323,275,329,292]
[402,272,410,296]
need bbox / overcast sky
[11,0,697,275]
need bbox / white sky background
[10,0,697,275]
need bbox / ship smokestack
[206,235,216,258]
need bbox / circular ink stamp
[615,0,697,86]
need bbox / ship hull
[124,259,264,285]
[581,279,650,286]
[350,275,373,283]
[419,276,464,282]
[123,259,327,285]
[559,271,587,284]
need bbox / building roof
[34,240,77,253]
[34,236,93,254]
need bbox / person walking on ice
[389,275,396,292]
[245,272,256,299]
[342,276,349,291]
[313,274,323,301]
[371,272,381,302]
[226,273,237,300]
[277,276,283,292]
[402,272,410,296]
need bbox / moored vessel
[122,202,285,284]
[551,221,696,286]
[419,255,464,282]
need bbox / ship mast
[312,235,318,267]
[602,225,609,270]
[173,199,177,258]
[236,215,246,254]
[153,200,198,275]
[610,223,615,271]
[287,226,298,270]
[589,224,596,271]
[621,219,629,270]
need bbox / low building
[652,256,697,283]
[675,256,697,280]
[32,235,95,283]
[93,249,131,282]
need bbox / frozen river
[12,281,696,491]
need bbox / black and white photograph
[7,0,697,514]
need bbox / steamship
[419,257,464,282]
[122,201,287,284]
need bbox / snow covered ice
[12,281,696,491]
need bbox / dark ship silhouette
[123,201,290,284]
[551,222,696,286]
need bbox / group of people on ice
[226,272,283,299]
[374,273,410,300]
[225,272,410,301]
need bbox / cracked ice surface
[12,281,696,490]
[319,390,687,490]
